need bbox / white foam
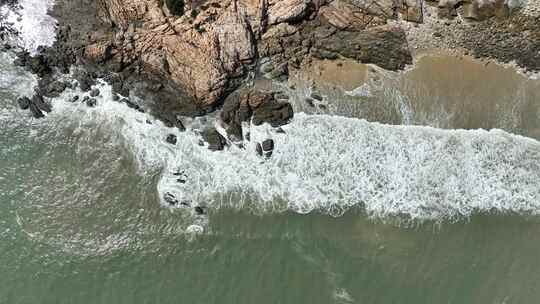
[44,82,540,222]
[5,0,57,54]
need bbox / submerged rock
[86,98,97,107]
[163,192,178,206]
[17,97,31,110]
[28,102,44,118]
[194,206,206,215]
[89,88,100,97]
[31,94,52,113]
[166,134,177,145]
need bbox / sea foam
[4,0,57,54]
[43,81,540,222]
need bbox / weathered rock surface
[87,0,415,106]
[221,88,294,129]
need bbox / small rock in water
[262,139,274,151]
[304,98,315,107]
[194,206,205,215]
[256,143,263,156]
[17,97,31,110]
[166,134,177,145]
[89,88,100,97]
[32,94,52,113]
[275,127,286,134]
[146,119,152,124]
[262,139,275,158]
[310,92,323,101]
[175,118,186,132]
[70,95,80,103]
[163,192,178,206]
[112,94,120,101]
[86,98,97,107]
[28,103,44,118]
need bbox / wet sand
[289,51,540,140]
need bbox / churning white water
[2,0,540,226]
[2,0,57,54]
[31,79,540,222]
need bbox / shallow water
[2,2,540,303]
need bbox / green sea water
[2,46,540,304]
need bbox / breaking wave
[2,0,57,54]
[34,80,540,222]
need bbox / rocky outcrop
[86,0,414,107]
[218,88,293,148]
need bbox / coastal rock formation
[5,0,537,119]
[88,0,413,106]
[220,88,293,142]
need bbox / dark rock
[31,94,52,113]
[89,88,100,97]
[226,122,243,142]
[252,101,294,127]
[262,139,274,151]
[305,98,315,107]
[70,95,80,102]
[15,52,52,77]
[166,134,177,145]
[201,128,227,151]
[125,99,141,111]
[310,92,323,101]
[164,192,178,206]
[17,97,31,110]
[174,117,186,132]
[261,139,275,158]
[276,127,286,134]
[273,92,290,100]
[311,25,413,71]
[256,143,263,156]
[112,94,120,101]
[28,102,44,118]
[221,90,251,125]
[86,98,97,107]
[39,79,68,98]
[194,206,205,215]
[73,70,95,92]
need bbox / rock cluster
[88,0,414,107]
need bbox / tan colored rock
[84,41,112,62]
[97,0,256,106]
[463,0,508,20]
[320,0,385,30]
[268,0,310,25]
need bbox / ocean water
[2,1,540,303]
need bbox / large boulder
[96,0,257,107]
[311,24,412,70]
[221,88,294,128]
